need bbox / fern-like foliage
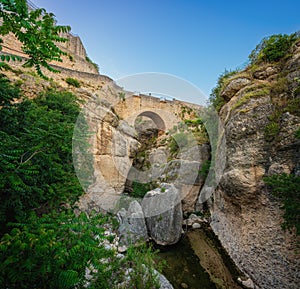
[0,70,163,289]
[0,76,84,231]
[0,211,112,289]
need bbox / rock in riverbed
[142,183,183,245]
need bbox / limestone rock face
[221,77,251,100]
[210,41,300,289]
[117,200,148,246]
[151,144,210,212]
[252,65,278,80]
[75,85,140,213]
[142,184,183,245]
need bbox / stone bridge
[114,93,201,132]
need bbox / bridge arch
[135,111,166,131]
[113,94,201,132]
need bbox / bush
[249,33,299,64]
[0,78,162,289]
[65,77,81,88]
[123,244,162,289]
[0,211,113,289]
[0,84,84,229]
[285,98,300,117]
[0,211,162,289]
[264,174,300,235]
[265,121,280,139]
[131,181,153,198]
[86,56,99,73]
[264,110,282,140]
[209,69,239,111]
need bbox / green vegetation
[124,244,163,289]
[86,56,100,73]
[66,77,81,88]
[169,132,191,155]
[209,32,300,112]
[233,86,270,110]
[0,211,113,288]
[131,181,154,198]
[199,160,211,178]
[209,69,239,112]
[0,61,12,71]
[165,118,209,158]
[0,75,84,228]
[264,93,300,140]
[0,0,71,78]
[270,75,288,95]
[118,91,126,101]
[264,110,282,140]
[264,121,280,139]
[249,33,299,64]
[0,211,162,288]
[264,174,300,235]
[285,97,300,117]
[68,54,75,62]
[295,128,300,139]
[0,74,161,288]
[180,105,193,119]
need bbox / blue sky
[33,0,299,101]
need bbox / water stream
[157,228,243,289]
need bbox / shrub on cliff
[249,33,299,64]
[131,181,154,198]
[209,69,239,111]
[264,174,300,235]
[66,77,81,88]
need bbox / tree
[0,0,71,77]
[0,75,84,229]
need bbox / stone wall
[0,27,98,74]
[58,32,87,59]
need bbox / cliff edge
[210,35,300,288]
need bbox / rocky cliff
[210,38,300,288]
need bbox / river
[157,228,243,289]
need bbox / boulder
[253,65,278,80]
[267,162,291,175]
[142,183,183,245]
[149,147,168,165]
[118,120,137,138]
[242,278,255,289]
[164,160,201,185]
[221,77,251,100]
[183,213,208,227]
[117,200,149,246]
[192,223,201,229]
